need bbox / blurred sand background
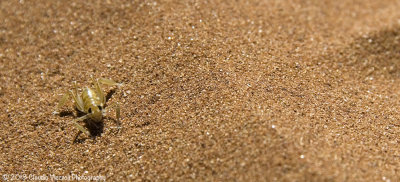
[1,0,400,181]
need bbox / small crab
[54,78,122,137]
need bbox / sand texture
[2,0,400,181]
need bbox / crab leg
[72,114,91,136]
[53,92,70,114]
[98,78,121,87]
[105,102,121,127]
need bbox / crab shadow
[105,88,117,103]
[72,111,104,143]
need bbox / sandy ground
[1,0,400,181]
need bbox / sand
[1,0,400,181]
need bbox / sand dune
[1,0,400,181]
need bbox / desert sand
[1,0,400,181]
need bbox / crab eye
[98,106,102,110]
[88,108,92,113]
